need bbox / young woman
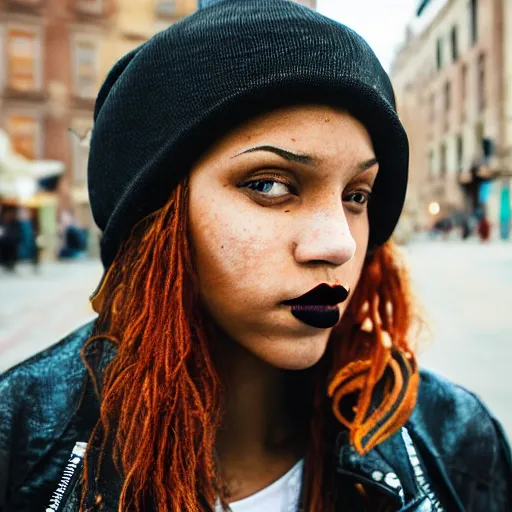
[1,1,511,511]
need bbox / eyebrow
[357,157,379,173]
[232,145,378,174]
[233,145,314,165]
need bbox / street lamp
[428,202,440,216]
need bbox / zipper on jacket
[46,441,87,512]
[401,428,445,512]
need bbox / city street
[1,240,511,440]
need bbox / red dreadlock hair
[81,177,422,511]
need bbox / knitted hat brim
[88,0,409,272]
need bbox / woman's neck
[214,335,307,500]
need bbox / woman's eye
[242,179,292,197]
[345,191,372,206]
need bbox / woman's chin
[252,337,330,371]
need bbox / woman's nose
[292,208,356,267]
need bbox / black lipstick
[282,283,349,329]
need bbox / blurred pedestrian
[0,206,21,272]
[58,210,87,260]
[32,233,46,272]
[460,217,472,240]
[499,184,511,241]
[1,2,511,512]
[431,216,453,240]
[477,205,491,242]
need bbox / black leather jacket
[1,322,511,511]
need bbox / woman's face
[188,105,378,370]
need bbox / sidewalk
[406,238,512,439]
[0,259,103,373]
[1,242,511,440]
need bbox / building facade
[0,0,196,258]
[71,0,197,234]
[391,0,511,231]
[293,0,317,8]
[504,0,512,197]
[0,0,116,258]
[0,0,318,259]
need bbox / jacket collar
[335,426,447,511]
[77,336,443,512]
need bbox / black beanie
[88,0,409,271]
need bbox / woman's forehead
[197,104,376,168]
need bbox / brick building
[0,0,196,258]
[0,0,117,258]
[391,0,512,231]
[0,0,318,258]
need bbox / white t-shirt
[214,459,304,512]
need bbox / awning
[0,129,64,202]
[0,191,58,209]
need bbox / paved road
[0,260,102,374]
[406,239,512,440]
[1,240,511,439]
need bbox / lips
[282,283,350,329]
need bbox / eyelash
[239,177,373,209]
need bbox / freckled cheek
[193,209,278,283]
[194,219,282,315]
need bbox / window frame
[75,0,103,15]
[430,92,436,123]
[444,80,451,112]
[456,133,464,173]
[71,33,99,99]
[436,37,443,71]
[5,23,43,93]
[470,0,478,46]
[428,149,435,180]
[440,142,447,178]
[477,52,486,112]
[460,63,467,121]
[451,25,459,62]
[4,114,43,160]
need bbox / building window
[436,37,443,70]
[428,150,435,180]
[5,116,40,159]
[478,52,486,112]
[444,81,451,111]
[444,81,451,132]
[75,0,103,14]
[451,26,458,62]
[475,121,484,149]
[430,93,436,122]
[6,28,41,91]
[461,64,467,100]
[440,143,447,177]
[73,39,98,98]
[156,0,176,15]
[460,64,467,120]
[470,0,478,46]
[456,134,463,173]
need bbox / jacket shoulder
[0,321,96,510]
[413,369,502,458]
[410,368,512,510]
[0,320,95,407]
